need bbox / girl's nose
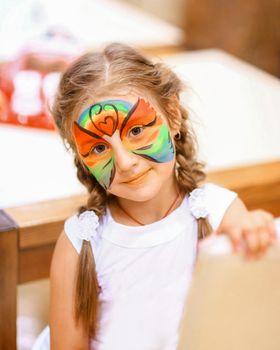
[110,135,138,173]
[114,143,138,173]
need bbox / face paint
[73,98,174,189]
[73,100,132,189]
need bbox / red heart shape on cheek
[94,115,117,136]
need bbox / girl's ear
[167,95,182,137]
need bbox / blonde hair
[52,42,212,337]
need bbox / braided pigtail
[74,156,107,217]
[75,240,100,336]
[73,156,107,337]
[174,105,213,240]
[197,218,213,240]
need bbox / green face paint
[73,98,174,189]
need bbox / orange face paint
[73,98,174,189]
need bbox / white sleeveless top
[32,183,237,350]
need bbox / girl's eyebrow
[143,117,157,127]
[119,98,140,136]
[74,121,104,158]
[74,121,103,140]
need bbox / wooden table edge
[1,159,279,251]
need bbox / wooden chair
[0,194,86,349]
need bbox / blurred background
[1,0,280,68]
[1,0,280,130]
[0,0,279,349]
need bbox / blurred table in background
[0,0,185,137]
[163,49,280,214]
[0,0,185,63]
[1,49,280,349]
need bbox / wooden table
[1,49,280,349]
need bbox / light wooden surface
[4,193,87,283]
[207,161,280,215]
[177,220,280,350]
[6,193,87,249]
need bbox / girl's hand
[216,201,277,259]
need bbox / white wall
[120,0,186,27]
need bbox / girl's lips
[123,170,150,185]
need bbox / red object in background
[0,32,83,130]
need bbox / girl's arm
[50,231,89,350]
[216,197,277,258]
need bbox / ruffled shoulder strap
[188,183,237,230]
[64,210,100,254]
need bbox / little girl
[33,43,276,350]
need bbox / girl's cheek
[122,124,174,164]
[84,148,112,167]
[123,128,160,150]
[80,150,115,188]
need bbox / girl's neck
[109,177,182,226]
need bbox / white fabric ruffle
[189,186,210,219]
[76,210,99,241]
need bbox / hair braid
[74,156,107,217]
[175,105,213,240]
[75,240,100,336]
[71,156,107,336]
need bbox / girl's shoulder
[63,183,237,254]
[188,182,238,230]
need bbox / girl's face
[72,94,178,201]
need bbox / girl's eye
[129,126,144,137]
[91,144,108,155]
